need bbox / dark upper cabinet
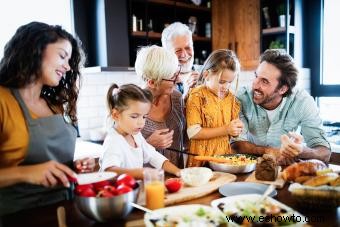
[73,0,212,67]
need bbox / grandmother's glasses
[162,66,182,84]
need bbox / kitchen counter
[81,66,135,74]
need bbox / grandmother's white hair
[134,45,178,84]
[161,22,193,51]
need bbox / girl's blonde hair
[134,45,178,84]
[198,49,240,84]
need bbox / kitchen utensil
[57,206,67,227]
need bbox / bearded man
[232,49,331,165]
[161,22,200,96]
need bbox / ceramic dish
[180,167,213,187]
[211,194,306,226]
[219,182,277,197]
[209,154,257,173]
[144,204,234,227]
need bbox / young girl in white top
[100,83,181,179]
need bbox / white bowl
[180,167,213,187]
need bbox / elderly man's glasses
[162,66,182,84]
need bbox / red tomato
[116,174,136,188]
[97,189,115,198]
[93,180,111,191]
[103,185,117,196]
[116,184,132,195]
[165,178,183,193]
[79,187,96,197]
[74,183,93,195]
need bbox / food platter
[144,204,234,227]
[211,194,306,226]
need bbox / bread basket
[288,183,340,208]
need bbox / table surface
[2,171,339,227]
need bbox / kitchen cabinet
[260,0,303,66]
[212,0,260,70]
[128,0,212,66]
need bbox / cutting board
[137,171,236,206]
[245,168,285,188]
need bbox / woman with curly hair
[0,21,94,216]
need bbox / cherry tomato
[116,184,132,195]
[103,185,117,196]
[165,178,183,193]
[79,187,96,197]
[93,180,111,191]
[116,174,136,188]
[97,189,115,198]
[74,183,93,195]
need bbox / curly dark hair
[260,49,298,97]
[0,21,85,124]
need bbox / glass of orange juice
[143,168,164,210]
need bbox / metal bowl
[75,183,140,222]
[209,154,257,174]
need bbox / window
[0,0,73,58]
[322,0,340,85]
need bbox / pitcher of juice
[143,168,164,210]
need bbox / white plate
[211,194,306,226]
[144,204,233,227]
[76,172,117,185]
[219,182,277,197]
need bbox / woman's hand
[20,161,76,188]
[146,129,174,149]
[74,157,96,173]
[226,119,244,137]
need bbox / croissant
[282,161,326,182]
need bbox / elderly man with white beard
[161,22,200,97]
[232,49,331,166]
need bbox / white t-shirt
[99,128,168,171]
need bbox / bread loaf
[255,154,279,181]
[281,160,327,182]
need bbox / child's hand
[227,119,244,137]
[146,129,174,149]
[74,157,96,173]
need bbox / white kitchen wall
[77,67,311,140]
[77,68,144,140]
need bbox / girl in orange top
[186,49,244,167]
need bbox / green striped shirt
[235,86,330,149]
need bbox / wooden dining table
[1,169,339,227]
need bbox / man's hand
[280,132,303,158]
[146,129,174,149]
[227,119,244,137]
[20,161,76,188]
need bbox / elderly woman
[135,45,187,168]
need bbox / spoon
[256,184,275,206]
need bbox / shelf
[147,0,211,12]
[262,26,295,35]
[131,31,211,42]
